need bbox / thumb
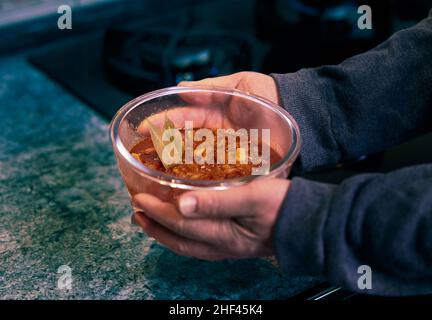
[177,183,257,218]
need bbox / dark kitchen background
[0,0,431,300]
[2,0,431,118]
[1,0,431,183]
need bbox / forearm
[272,9,432,174]
[273,164,432,296]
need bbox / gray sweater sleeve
[272,10,432,174]
[271,11,432,296]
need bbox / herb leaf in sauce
[146,112,182,169]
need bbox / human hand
[132,72,289,260]
[132,178,290,260]
[137,71,280,134]
[179,71,280,105]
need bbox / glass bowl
[109,86,301,202]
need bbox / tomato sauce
[130,129,280,180]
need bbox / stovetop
[27,0,388,120]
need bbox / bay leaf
[164,112,183,165]
[146,112,183,169]
[164,111,176,130]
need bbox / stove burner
[102,19,261,95]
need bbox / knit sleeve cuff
[273,177,336,277]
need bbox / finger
[132,212,229,260]
[179,72,243,88]
[177,181,261,218]
[177,73,243,105]
[133,193,236,246]
[133,193,182,225]
[137,73,246,135]
[136,106,225,135]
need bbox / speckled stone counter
[0,57,319,299]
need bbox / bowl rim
[109,85,301,190]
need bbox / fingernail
[179,196,197,216]
[131,196,142,211]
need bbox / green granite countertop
[0,56,319,299]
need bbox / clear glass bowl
[109,86,301,202]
